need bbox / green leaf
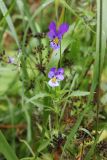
[70,91,90,97]
[100,0,107,70]
[84,131,102,160]
[48,35,71,68]
[26,93,51,104]
[31,0,54,21]
[0,131,19,160]
[0,0,20,48]
[20,158,35,160]
[91,0,107,94]
[80,128,93,139]
[20,139,35,157]
[37,139,50,153]
[21,0,37,34]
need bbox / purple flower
[48,21,69,50]
[48,67,64,87]
[8,57,15,64]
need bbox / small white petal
[48,79,59,87]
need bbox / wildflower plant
[0,1,105,160]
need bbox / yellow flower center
[51,77,57,83]
[53,37,59,45]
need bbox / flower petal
[56,74,64,81]
[50,41,60,50]
[49,21,56,32]
[47,30,56,40]
[48,79,59,87]
[48,71,54,78]
[50,67,56,72]
[48,67,56,78]
[57,68,64,74]
[58,23,69,36]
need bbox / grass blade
[0,131,18,160]
[84,0,107,159]
[0,0,20,48]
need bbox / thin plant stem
[80,140,84,160]
[96,0,102,138]
[60,41,62,67]
[20,139,35,157]
[55,0,59,23]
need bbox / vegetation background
[0,0,107,160]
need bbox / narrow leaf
[0,0,20,48]
[0,131,18,160]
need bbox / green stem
[55,1,58,23]
[96,0,102,138]
[60,41,62,67]
[55,111,59,130]
[54,88,60,130]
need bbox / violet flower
[48,67,64,87]
[8,56,15,64]
[48,21,69,50]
